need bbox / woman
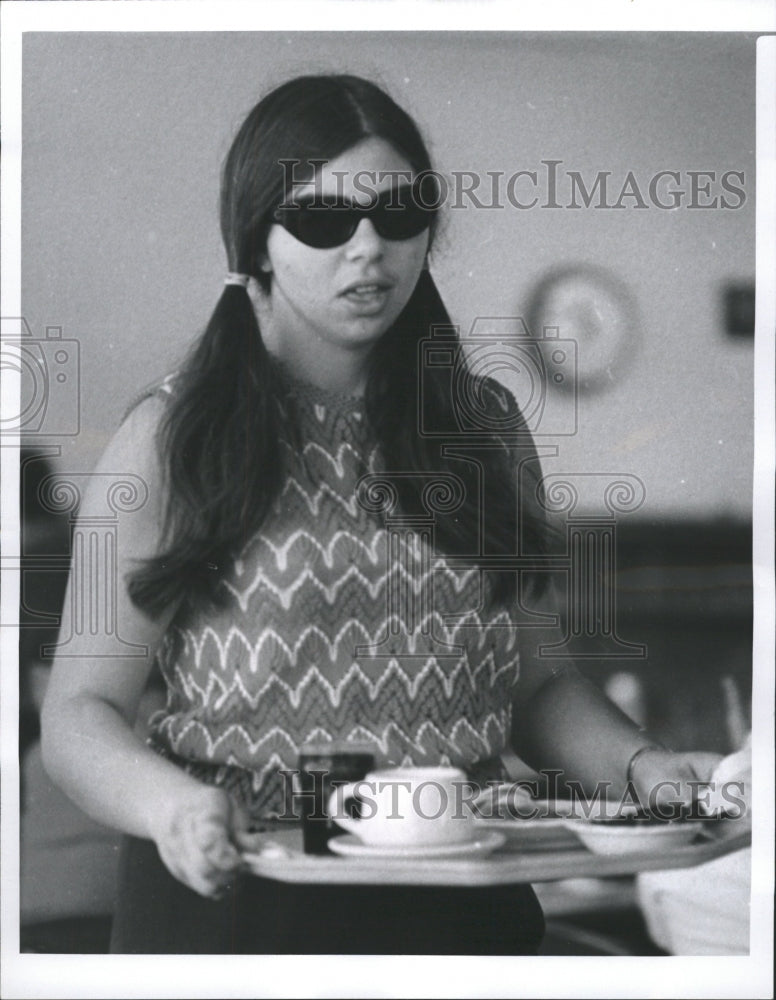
[42,74,720,954]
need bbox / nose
[345,217,384,260]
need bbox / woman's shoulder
[76,388,169,522]
[122,372,180,422]
[87,375,178,493]
[113,372,180,455]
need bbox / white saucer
[566,818,703,856]
[328,830,506,859]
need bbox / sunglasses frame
[272,176,440,249]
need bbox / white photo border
[1,3,774,999]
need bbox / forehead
[291,136,416,201]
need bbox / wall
[21,32,756,518]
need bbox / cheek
[393,238,428,283]
[266,228,333,291]
[273,252,332,303]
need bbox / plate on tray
[473,816,582,851]
[564,816,708,855]
[328,830,506,859]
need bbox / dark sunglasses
[272,176,440,249]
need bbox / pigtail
[128,284,282,617]
[367,269,553,606]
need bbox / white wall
[21,32,755,518]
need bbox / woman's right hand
[151,784,251,898]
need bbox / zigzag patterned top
[147,368,523,819]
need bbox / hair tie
[224,272,251,288]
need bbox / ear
[259,255,272,275]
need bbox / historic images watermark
[277,160,748,210]
[275,770,748,823]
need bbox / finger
[166,823,237,891]
[228,799,252,836]
[157,840,200,888]
[201,832,243,872]
[694,752,725,782]
[206,842,242,871]
[196,818,240,862]
[642,776,692,817]
[192,872,225,899]
[159,847,220,900]
[234,828,265,851]
[678,752,725,783]
[193,812,242,866]
[189,848,241,897]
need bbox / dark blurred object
[19,449,71,765]
[615,517,751,622]
[722,282,755,337]
[541,911,667,956]
[297,746,374,854]
[553,517,752,756]
[617,518,750,755]
[20,916,112,954]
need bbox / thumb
[661,755,724,816]
[227,796,252,840]
[683,751,725,783]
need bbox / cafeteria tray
[240,821,751,888]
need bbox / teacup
[327,766,475,847]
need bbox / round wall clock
[526,264,638,393]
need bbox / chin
[345,318,394,345]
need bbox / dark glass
[273,177,440,249]
[296,747,375,854]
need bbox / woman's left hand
[628,749,724,817]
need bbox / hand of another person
[629,749,725,818]
[151,784,251,898]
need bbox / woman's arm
[511,580,722,809]
[41,398,248,897]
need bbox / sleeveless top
[146,367,525,820]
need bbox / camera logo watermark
[419,316,577,440]
[1,317,80,436]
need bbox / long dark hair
[128,74,551,617]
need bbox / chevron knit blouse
[146,367,523,820]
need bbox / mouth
[340,280,393,308]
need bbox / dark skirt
[110,835,545,955]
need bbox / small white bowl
[567,819,702,856]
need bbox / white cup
[327,766,475,847]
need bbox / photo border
[1,3,773,998]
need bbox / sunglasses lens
[274,205,357,249]
[373,203,434,240]
[371,176,440,240]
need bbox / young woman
[42,74,721,954]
